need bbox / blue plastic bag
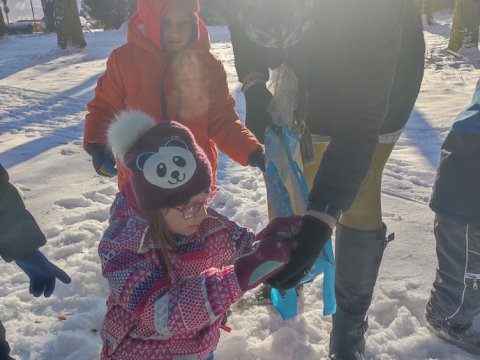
[265,126,336,319]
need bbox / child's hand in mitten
[234,231,291,292]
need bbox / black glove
[244,81,273,143]
[87,143,117,177]
[266,215,332,290]
[247,147,265,172]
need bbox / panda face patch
[136,139,197,189]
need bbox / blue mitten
[15,250,71,297]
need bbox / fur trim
[108,111,156,163]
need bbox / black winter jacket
[226,0,425,212]
[0,164,46,262]
[430,82,480,224]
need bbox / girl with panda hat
[98,110,300,360]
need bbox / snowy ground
[1,13,480,360]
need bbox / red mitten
[234,232,290,292]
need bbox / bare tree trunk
[449,0,480,52]
[0,7,5,38]
[41,0,56,33]
[425,0,434,25]
[54,0,86,49]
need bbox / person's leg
[426,216,480,355]
[302,142,328,190]
[328,143,394,360]
[0,320,13,360]
[426,215,480,326]
[427,216,480,326]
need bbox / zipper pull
[473,280,478,290]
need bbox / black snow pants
[427,215,480,326]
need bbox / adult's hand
[266,214,333,290]
[247,147,266,172]
[15,250,71,297]
[244,81,273,143]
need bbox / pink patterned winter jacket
[99,192,254,360]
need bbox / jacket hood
[127,11,210,53]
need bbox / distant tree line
[1,0,479,54]
[83,0,136,30]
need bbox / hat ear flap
[136,152,155,171]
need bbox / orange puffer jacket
[84,13,261,191]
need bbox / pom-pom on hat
[108,110,212,211]
[137,0,199,49]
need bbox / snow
[1,12,480,360]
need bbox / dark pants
[0,320,12,360]
[427,215,480,326]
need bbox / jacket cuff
[206,265,243,310]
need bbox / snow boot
[426,320,480,356]
[329,223,392,360]
[425,215,480,355]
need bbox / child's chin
[180,226,199,236]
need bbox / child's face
[162,191,209,236]
[163,8,194,52]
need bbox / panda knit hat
[108,111,212,211]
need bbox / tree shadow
[0,86,87,168]
[0,33,69,80]
[423,22,452,39]
[0,121,84,168]
[403,108,445,171]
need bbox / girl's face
[162,191,209,236]
[162,8,195,52]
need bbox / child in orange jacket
[84,0,264,190]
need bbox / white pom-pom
[107,111,156,163]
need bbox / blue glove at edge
[15,250,71,297]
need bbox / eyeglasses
[174,186,218,220]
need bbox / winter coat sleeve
[308,1,420,212]
[0,164,46,262]
[84,49,126,149]
[207,59,262,166]
[429,88,480,224]
[99,217,245,339]
[228,19,270,83]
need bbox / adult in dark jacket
[215,1,425,358]
[0,164,71,360]
[426,80,480,356]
